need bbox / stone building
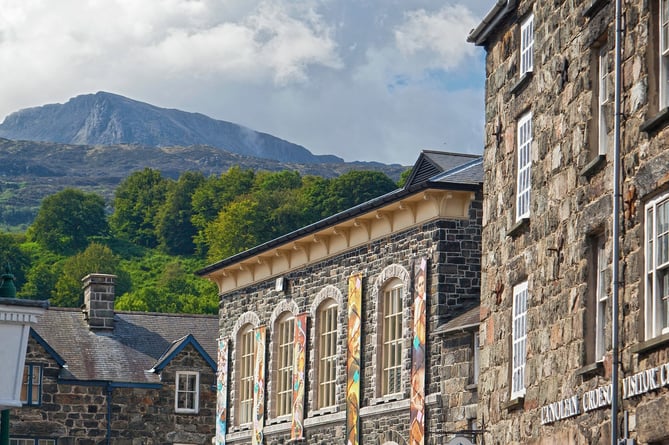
[470,1,669,444]
[10,273,218,444]
[196,151,483,445]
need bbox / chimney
[82,273,116,331]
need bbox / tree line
[0,166,406,314]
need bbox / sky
[0,0,490,166]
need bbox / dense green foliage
[27,188,108,255]
[1,166,402,314]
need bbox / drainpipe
[1,410,8,445]
[106,383,112,445]
[611,0,623,443]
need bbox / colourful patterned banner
[216,337,229,445]
[252,326,266,445]
[291,312,308,440]
[346,273,363,445]
[410,257,427,445]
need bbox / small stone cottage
[10,273,218,445]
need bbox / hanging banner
[410,257,427,445]
[252,326,266,445]
[291,312,308,440]
[346,273,363,445]
[216,337,229,445]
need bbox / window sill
[507,218,529,238]
[370,392,404,405]
[266,414,292,425]
[640,107,669,134]
[631,332,669,355]
[465,383,478,391]
[308,405,338,418]
[579,154,606,178]
[502,396,524,411]
[575,361,603,377]
[582,0,609,17]
[510,72,533,96]
[175,409,199,415]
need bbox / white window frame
[21,364,42,406]
[595,238,608,361]
[520,14,534,76]
[516,112,532,221]
[237,325,254,425]
[316,300,338,409]
[381,281,404,396]
[175,371,199,414]
[598,46,610,156]
[661,0,669,108]
[511,281,528,399]
[10,440,56,445]
[274,313,295,418]
[645,192,669,339]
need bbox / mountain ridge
[0,91,344,164]
[0,137,406,231]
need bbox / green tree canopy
[0,232,30,288]
[110,168,169,248]
[322,170,398,216]
[51,243,130,307]
[156,171,205,256]
[27,188,108,255]
[204,198,261,261]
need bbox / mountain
[0,91,343,164]
[0,138,406,231]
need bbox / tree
[51,243,130,307]
[204,198,262,261]
[110,168,169,248]
[156,171,205,255]
[322,171,398,216]
[191,166,255,254]
[27,188,108,255]
[0,232,30,289]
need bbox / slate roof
[32,307,218,384]
[405,150,482,186]
[434,306,480,334]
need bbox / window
[520,14,534,76]
[316,300,338,409]
[595,238,608,361]
[597,45,610,156]
[381,280,404,396]
[661,0,669,109]
[237,325,254,425]
[274,313,294,417]
[175,371,199,414]
[471,332,480,385]
[516,112,532,221]
[10,439,56,445]
[645,193,669,339]
[511,282,528,399]
[20,364,42,406]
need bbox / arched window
[380,278,404,396]
[315,299,338,409]
[236,323,254,426]
[273,312,295,417]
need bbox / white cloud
[394,5,478,70]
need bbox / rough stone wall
[11,338,216,444]
[478,0,669,444]
[219,197,482,445]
